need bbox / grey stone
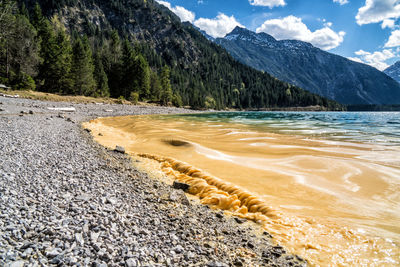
[125,258,138,267]
[169,190,190,205]
[75,232,84,247]
[114,145,125,154]
[45,247,62,258]
[172,181,190,192]
[7,260,26,267]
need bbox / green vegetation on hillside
[0,0,344,110]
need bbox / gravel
[0,96,307,266]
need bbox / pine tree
[71,36,95,96]
[37,17,72,93]
[160,65,172,106]
[149,70,161,101]
[136,53,150,99]
[120,39,137,98]
[93,52,109,97]
[105,30,122,97]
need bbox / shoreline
[0,96,306,266]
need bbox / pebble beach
[0,96,306,267]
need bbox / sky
[155,0,400,71]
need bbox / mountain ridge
[384,61,400,84]
[215,26,400,105]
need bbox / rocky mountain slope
[17,0,343,110]
[215,27,400,105]
[384,61,400,83]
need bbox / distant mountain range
[384,61,400,84]
[214,27,400,105]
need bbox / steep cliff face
[216,27,400,105]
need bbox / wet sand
[83,114,400,266]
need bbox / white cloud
[249,0,286,8]
[356,0,400,25]
[194,13,244,38]
[385,29,400,47]
[348,57,364,63]
[333,0,349,5]
[351,49,396,70]
[156,0,195,23]
[256,15,345,50]
[382,18,396,29]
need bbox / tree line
[0,1,176,105]
[1,0,343,110]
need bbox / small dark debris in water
[172,181,190,192]
[114,145,125,154]
[234,217,246,224]
[163,139,191,147]
[84,128,91,133]
[98,133,103,136]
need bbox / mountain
[215,27,400,105]
[384,61,400,83]
[13,0,342,110]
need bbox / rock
[47,107,76,112]
[49,254,64,265]
[126,258,139,267]
[76,193,91,202]
[114,145,125,154]
[0,108,5,111]
[91,231,100,243]
[174,245,184,254]
[234,217,246,224]
[28,110,34,114]
[75,232,84,247]
[45,247,62,258]
[106,197,117,205]
[169,190,190,205]
[172,181,190,192]
[206,262,229,267]
[215,212,224,219]
[233,259,244,266]
[7,260,26,267]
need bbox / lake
[83,111,400,266]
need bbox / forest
[0,0,344,110]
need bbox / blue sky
[156,0,400,71]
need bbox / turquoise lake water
[174,111,400,146]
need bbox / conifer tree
[37,16,72,93]
[149,70,161,101]
[136,53,150,99]
[93,52,109,97]
[105,30,122,97]
[120,38,137,98]
[160,65,172,106]
[71,36,95,96]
